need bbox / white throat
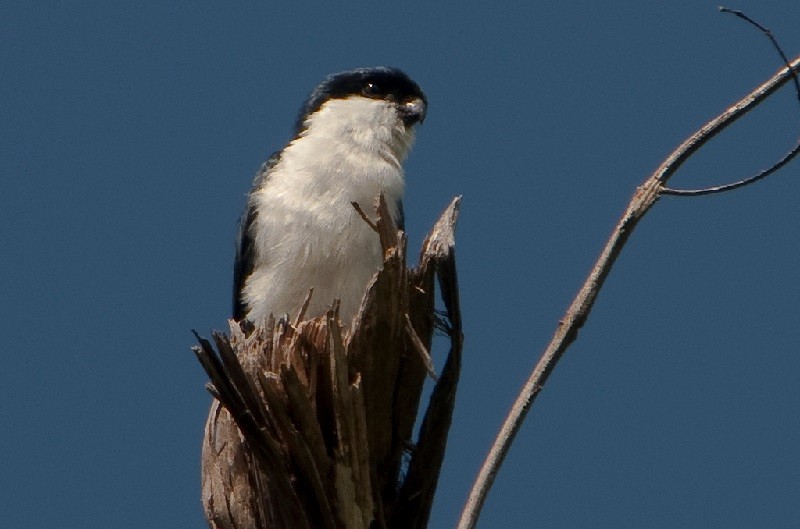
[300,96,416,165]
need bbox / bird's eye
[363,82,382,96]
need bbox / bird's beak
[399,97,427,126]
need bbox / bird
[232,67,427,325]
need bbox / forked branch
[457,52,800,529]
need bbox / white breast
[241,96,415,324]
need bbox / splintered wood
[194,195,462,529]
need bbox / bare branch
[457,54,800,529]
[661,140,800,196]
[661,8,800,196]
[651,56,800,187]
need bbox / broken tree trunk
[194,196,463,529]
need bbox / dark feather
[232,153,280,320]
[294,67,426,135]
[395,199,405,231]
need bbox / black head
[294,67,427,135]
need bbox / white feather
[242,95,417,324]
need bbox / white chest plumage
[240,96,412,324]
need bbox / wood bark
[194,196,463,529]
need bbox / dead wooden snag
[195,196,463,529]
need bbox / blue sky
[2,2,800,528]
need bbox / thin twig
[405,313,438,381]
[719,6,800,104]
[661,140,800,196]
[651,57,800,187]
[662,7,800,196]
[352,201,379,233]
[457,54,800,529]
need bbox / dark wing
[232,200,257,321]
[395,199,405,231]
[232,154,280,320]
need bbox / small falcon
[233,67,427,324]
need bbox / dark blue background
[2,2,799,527]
